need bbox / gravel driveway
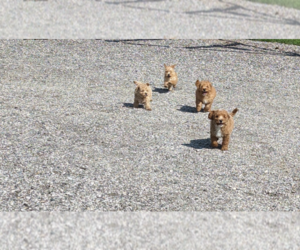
[1,212,300,249]
[0,39,299,211]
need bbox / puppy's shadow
[182,138,212,149]
[153,87,169,93]
[178,105,198,113]
[123,103,143,108]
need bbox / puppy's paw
[146,108,152,111]
[196,107,202,112]
[221,146,228,151]
[211,141,218,148]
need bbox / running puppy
[164,64,178,91]
[133,81,152,111]
[195,80,216,112]
[208,108,238,151]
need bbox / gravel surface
[1,0,300,38]
[0,39,300,211]
[1,212,300,249]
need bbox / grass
[247,0,300,10]
[253,39,300,46]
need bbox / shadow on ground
[184,2,300,26]
[177,105,198,113]
[123,103,143,108]
[104,39,170,48]
[182,138,212,149]
[183,40,300,57]
[104,40,300,57]
[103,0,300,26]
[153,87,169,93]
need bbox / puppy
[195,80,216,112]
[133,81,152,111]
[208,108,238,151]
[164,64,178,91]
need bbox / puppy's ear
[134,81,141,90]
[164,64,167,68]
[208,111,214,120]
[146,83,150,86]
[171,64,176,68]
[195,80,201,88]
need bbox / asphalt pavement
[1,0,300,38]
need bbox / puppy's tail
[230,108,238,117]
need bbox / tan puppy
[195,80,216,112]
[164,64,178,91]
[133,81,152,111]
[208,108,238,151]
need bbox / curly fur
[164,64,178,91]
[133,81,152,111]
[195,80,216,112]
[208,108,238,151]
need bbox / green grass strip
[253,39,300,46]
[247,0,300,10]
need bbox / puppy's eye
[216,115,218,118]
